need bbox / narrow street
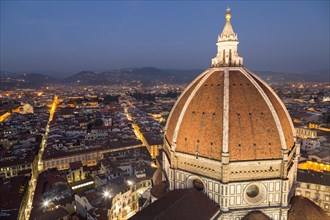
[124,106,159,163]
[18,95,58,220]
[0,112,11,122]
[124,106,148,147]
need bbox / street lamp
[103,190,110,198]
[43,200,50,208]
[103,190,111,209]
[127,180,133,186]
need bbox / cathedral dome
[160,8,300,220]
[164,8,295,162]
[165,68,295,161]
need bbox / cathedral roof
[297,169,330,186]
[242,211,271,220]
[165,68,295,161]
[133,191,328,220]
[288,196,329,220]
[130,189,219,220]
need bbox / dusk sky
[1,1,329,76]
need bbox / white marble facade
[163,144,299,220]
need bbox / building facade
[42,143,142,171]
[296,169,330,215]
[109,179,151,220]
[296,127,317,139]
[0,162,33,178]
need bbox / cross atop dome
[221,7,236,40]
[225,7,232,21]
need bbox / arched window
[193,179,204,191]
[222,49,225,65]
[229,49,232,66]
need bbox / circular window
[246,185,259,198]
[244,183,266,205]
[193,179,204,191]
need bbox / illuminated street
[124,105,162,162]
[0,112,11,122]
[124,106,148,147]
[18,95,58,220]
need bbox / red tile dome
[165,67,295,161]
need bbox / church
[131,8,328,220]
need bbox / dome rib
[246,70,295,150]
[240,68,287,151]
[222,69,230,154]
[227,69,282,160]
[172,70,214,150]
[165,69,210,145]
[174,70,225,160]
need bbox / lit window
[326,196,330,201]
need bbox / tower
[163,8,300,220]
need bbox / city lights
[0,2,329,220]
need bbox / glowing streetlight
[43,200,50,208]
[103,190,111,209]
[127,180,133,186]
[103,190,110,198]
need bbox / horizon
[1,66,330,80]
[1,1,329,76]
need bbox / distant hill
[62,67,203,86]
[255,69,329,84]
[1,68,328,89]
[64,68,328,86]
[0,72,59,90]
